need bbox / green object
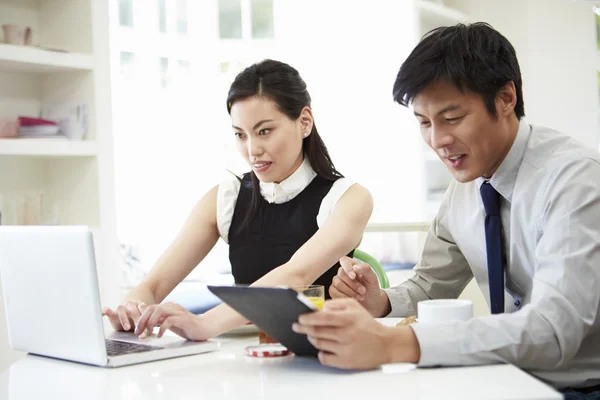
[353,249,390,289]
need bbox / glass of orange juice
[293,285,325,310]
[257,285,325,344]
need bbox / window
[158,0,167,33]
[251,0,274,39]
[176,0,188,34]
[119,52,135,80]
[177,60,190,74]
[219,0,243,39]
[596,6,600,51]
[119,0,134,27]
[160,57,169,88]
[111,1,419,290]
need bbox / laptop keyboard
[105,339,162,356]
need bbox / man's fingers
[308,336,342,354]
[323,298,359,311]
[318,351,345,369]
[331,275,361,300]
[353,263,381,287]
[337,268,366,299]
[292,324,343,342]
[329,282,351,299]
[339,256,359,279]
[297,307,353,327]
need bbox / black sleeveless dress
[228,173,354,299]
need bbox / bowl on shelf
[0,119,19,138]
[17,116,61,138]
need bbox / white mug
[417,299,473,324]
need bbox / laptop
[0,226,219,367]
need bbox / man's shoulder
[522,124,600,174]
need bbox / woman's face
[230,97,312,183]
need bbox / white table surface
[0,320,562,400]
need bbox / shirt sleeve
[216,172,242,244]
[382,181,474,318]
[410,158,600,370]
[316,178,357,228]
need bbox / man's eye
[446,116,464,123]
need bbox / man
[292,23,600,397]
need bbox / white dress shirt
[216,158,356,243]
[384,120,600,389]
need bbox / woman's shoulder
[216,171,245,243]
[327,176,368,195]
[333,178,371,204]
[218,170,250,189]
[316,177,371,227]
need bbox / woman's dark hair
[226,59,342,230]
[393,22,525,119]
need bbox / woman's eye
[258,129,271,136]
[234,132,245,138]
[420,121,431,127]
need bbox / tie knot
[480,181,501,215]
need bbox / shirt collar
[259,158,317,204]
[476,119,531,202]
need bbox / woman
[103,59,373,340]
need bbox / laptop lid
[0,226,107,366]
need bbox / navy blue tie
[480,181,505,314]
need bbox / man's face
[413,80,514,182]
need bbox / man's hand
[292,298,420,369]
[329,256,392,317]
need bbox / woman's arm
[104,185,220,331]
[200,184,373,334]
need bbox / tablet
[207,285,318,357]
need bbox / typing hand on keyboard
[102,301,147,332]
[134,302,216,341]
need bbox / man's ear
[496,81,517,118]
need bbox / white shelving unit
[415,0,468,220]
[0,42,93,73]
[0,138,98,157]
[0,0,119,370]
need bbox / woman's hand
[102,301,146,332]
[134,302,215,341]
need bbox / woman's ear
[299,106,314,137]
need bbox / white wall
[467,0,599,149]
[274,0,426,222]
